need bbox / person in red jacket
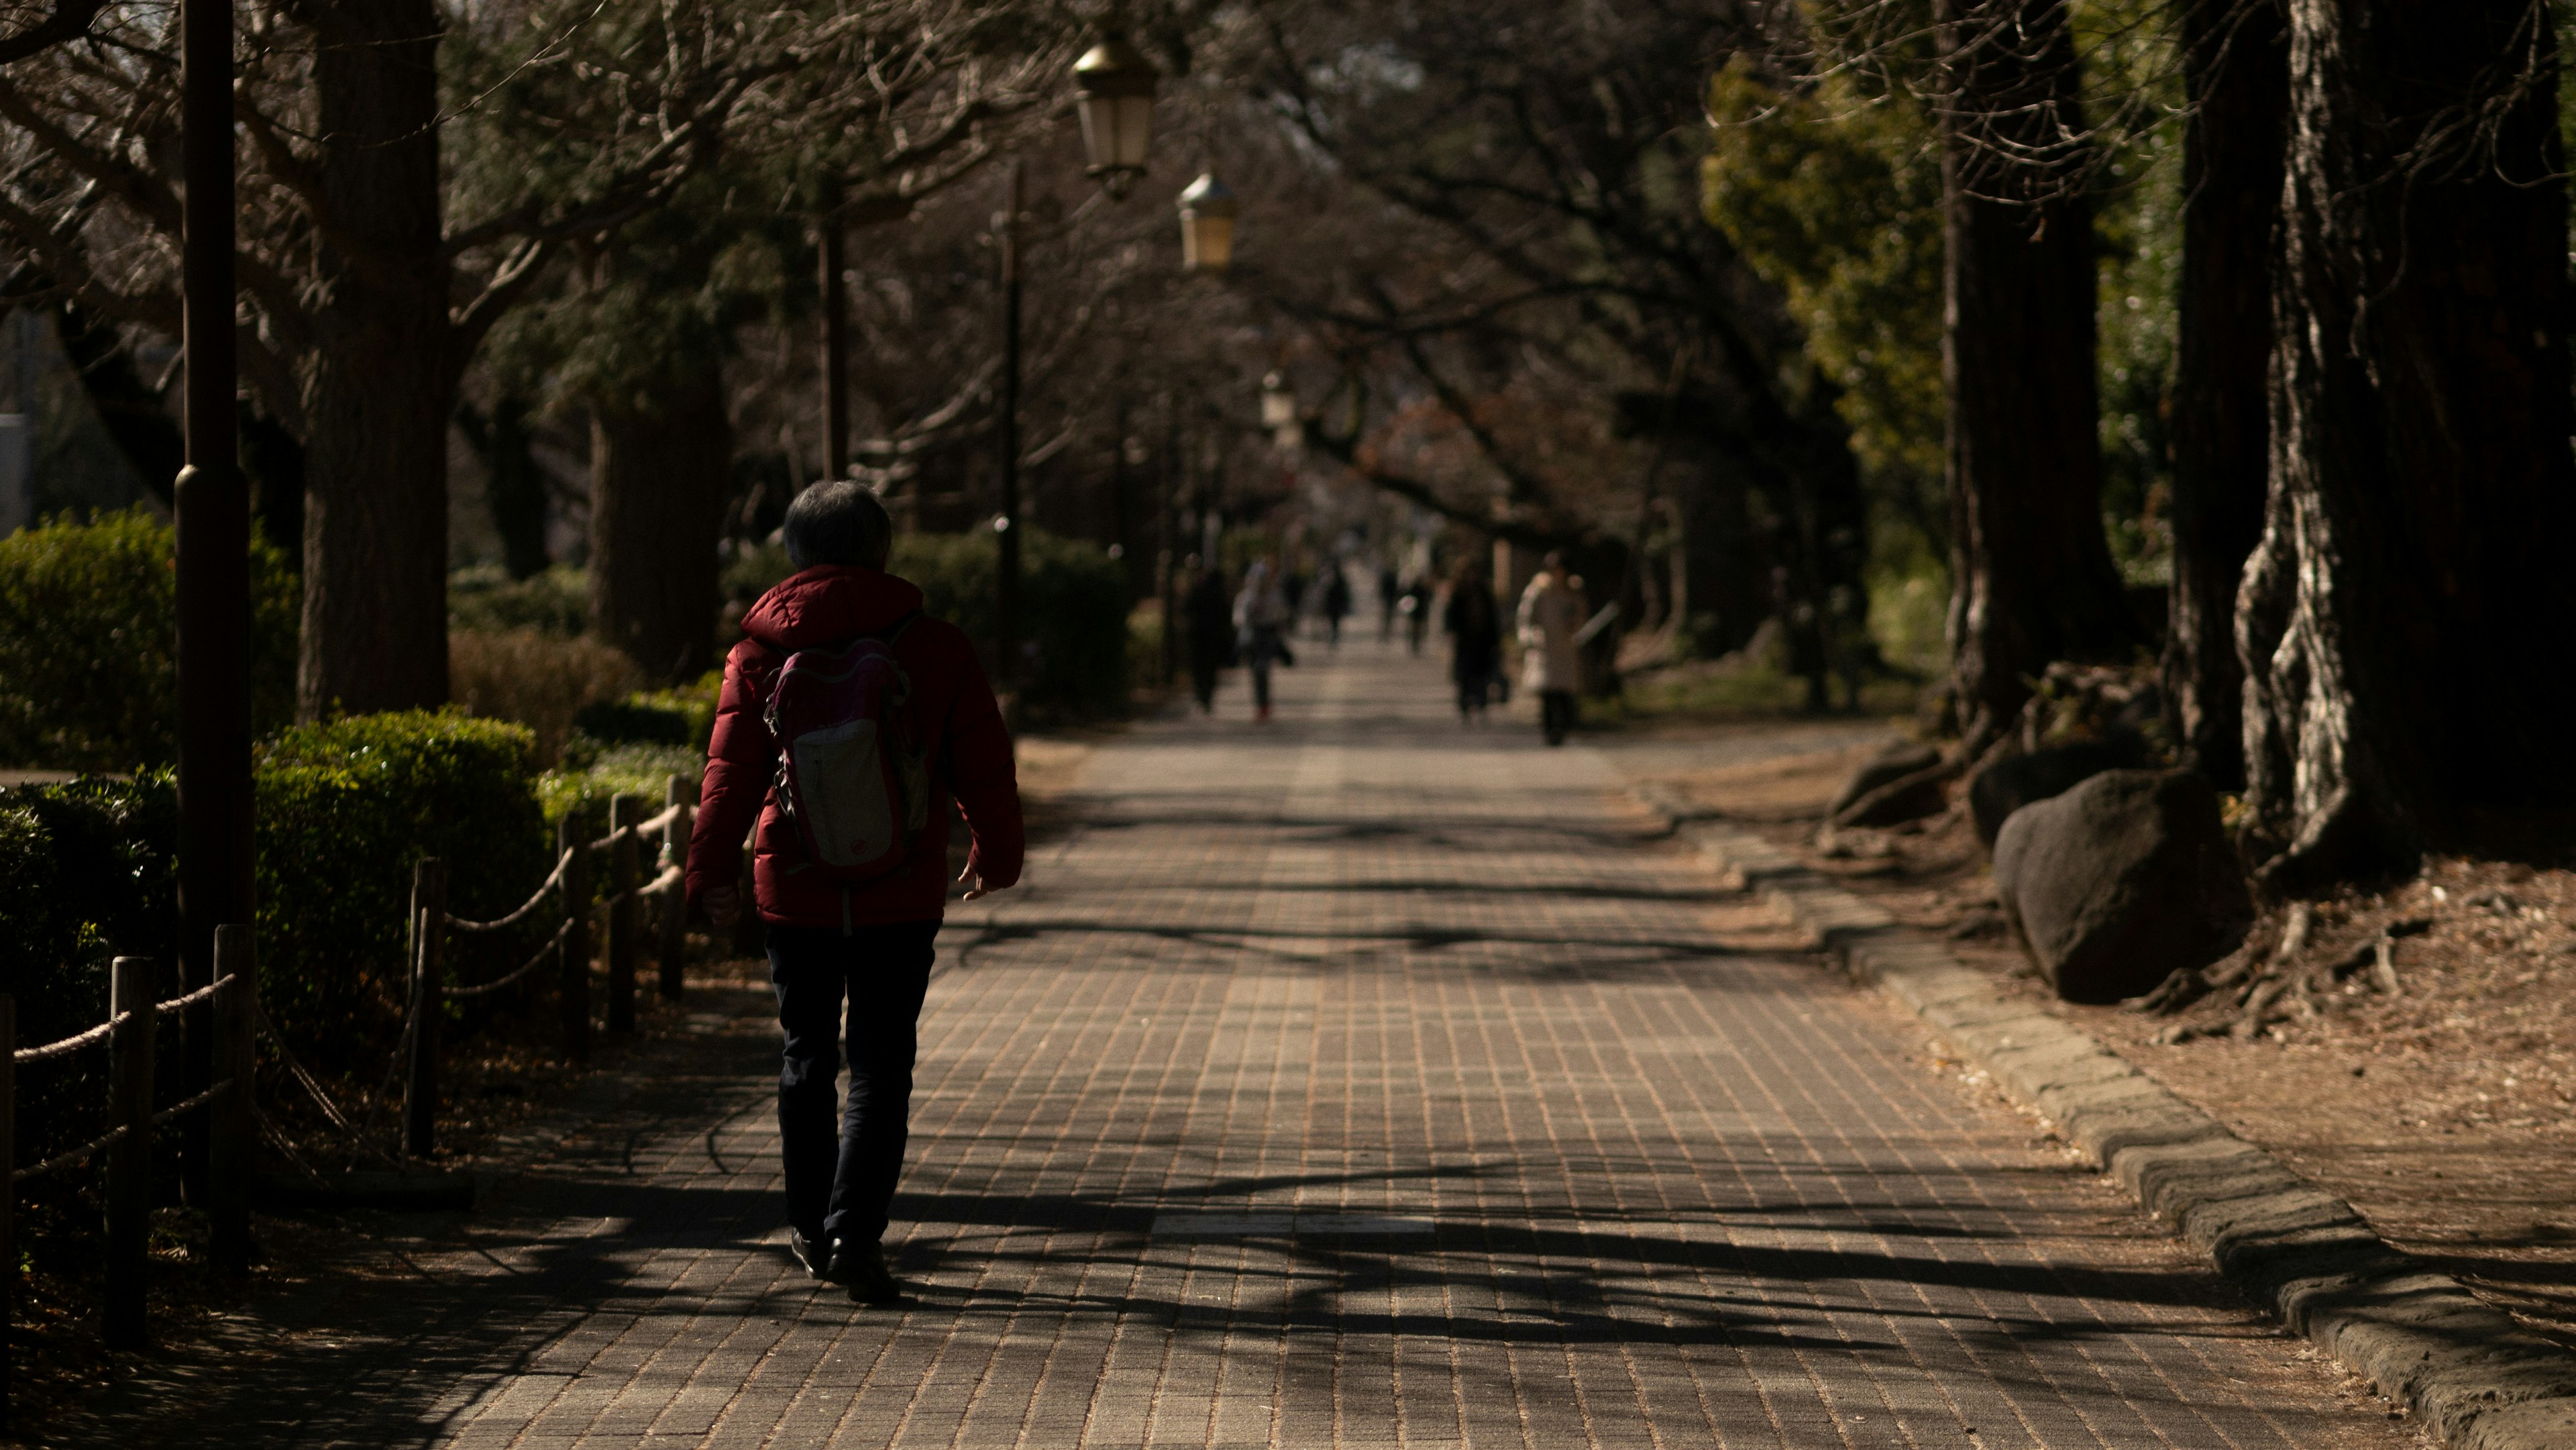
[684,480,1024,1305]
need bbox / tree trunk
[590,370,735,682]
[297,0,452,718]
[1937,0,2139,750]
[2241,0,2576,890]
[2165,0,2286,790]
[459,395,550,581]
[1668,450,1766,658]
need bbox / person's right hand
[701,884,741,929]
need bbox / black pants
[1540,688,1577,743]
[767,919,941,1248]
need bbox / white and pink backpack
[761,615,930,883]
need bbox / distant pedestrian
[1517,550,1584,746]
[686,480,1023,1306]
[1184,555,1233,715]
[1403,575,1434,655]
[1321,566,1352,648]
[1377,564,1401,640]
[1443,563,1502,723]
[1235,557,1293,723]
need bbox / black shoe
[789,1229,833,1282]
[835,1240,909,1306]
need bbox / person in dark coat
[686,480,1024,1306]
[1183,554,1232,713]
[1442,563,1502,721]
[1320,565,1352,648]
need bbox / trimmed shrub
[0,773,176,1165]
[541,741,702,830]
[728,529,1132,721]
[890,529,1130,723]
[449,628,641,764]
[256,711,549,1057]
[0,509,299,771]
[447,562,590,636]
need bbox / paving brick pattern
[162,641,2423,1449]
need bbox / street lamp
[1073,34,1161,199]
[1261,370,1301,451]
[1176,172,1238,275]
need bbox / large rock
[1992,768,2252,1003]
[1968,738,2143,845]
[1826,741,1943,825]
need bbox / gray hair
[782,479,892,569]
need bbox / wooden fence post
[208,926,254,1274]
[404,860,445,1159]
[607,795,640,1035]
[559,811,591,1064]
[104,956,156,1351]
[657,775,689,1000]
[1,992,15,1430]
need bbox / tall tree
[0,0,872,714]
[1936,0,2139,749]
[2165,0,2286,789]
[1240,0,1874,701]
[2239,0,2576,889]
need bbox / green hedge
[256,711,550,1055]
[0,774,175,1166]
[728,529,1131,721]
[0,508,301,772]
[890,529,1130,722]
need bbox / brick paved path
[162,640,2424,1449]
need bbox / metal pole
[174,0,246,1210]
[1160,398,1181,688]
[994,158,1024,698]
[404,861,445,1158]
[819,207,849,484]
[105,957,157,1351]
[208,925,255,1274]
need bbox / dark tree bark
[2241,0,2576,889]
[1937,0,2140,750]
[297,0,453,717]
[2165,0,2287,790]
[459,396,551,581]
[1668,450,1766,658]
[589,370,734,682]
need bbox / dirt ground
[1637,737,2576,1355]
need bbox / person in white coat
[1517,552,1584,745]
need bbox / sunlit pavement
[157,637,2420,1449]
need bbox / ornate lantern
[1073,35,1160,198]
[1177,172,1239,274]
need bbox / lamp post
[818,200,849,483]
[174,0,246,1210]
[1177,172,1238,276]
[991,35,1161,699]
[994,158,1026,698]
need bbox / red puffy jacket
[684,565,1024,928]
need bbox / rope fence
[1,933,258,1387]
[1,774,704,1419]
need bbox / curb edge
[1642,798,2576,1450]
